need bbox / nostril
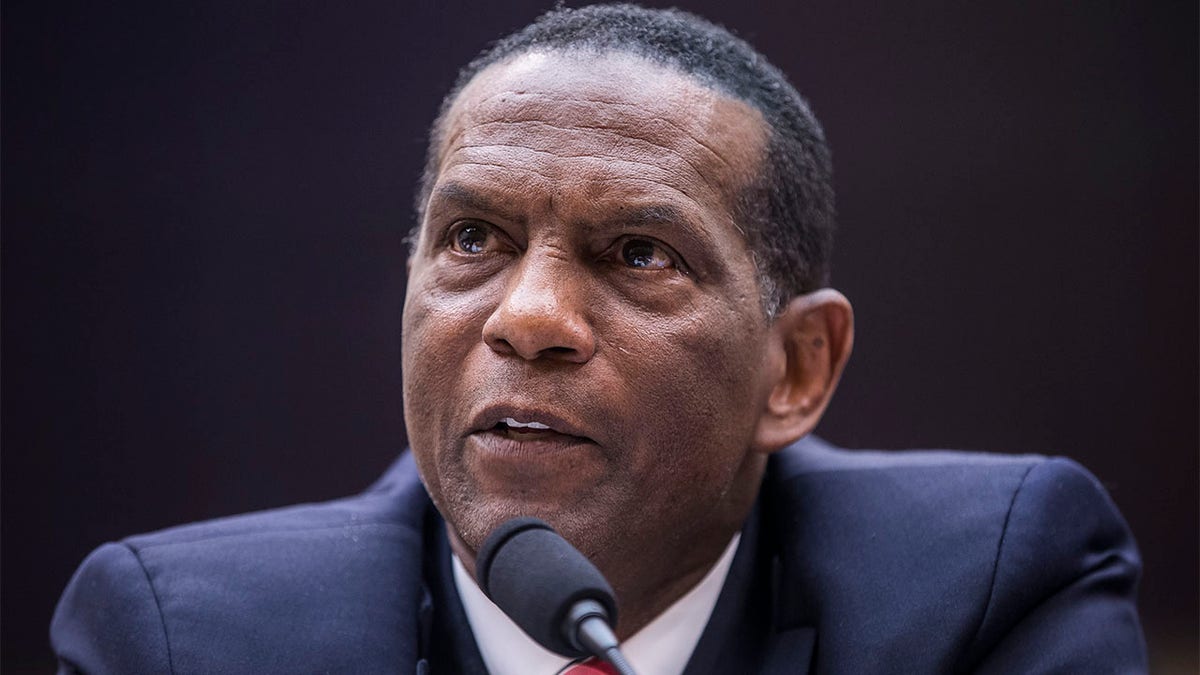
[486,335,517,355]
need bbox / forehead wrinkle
[450,118,742,218]
[458,119,710,189]
[441,162,708,224]
[463,94,741,175]
[440,72,768,188]
[451,142,702,196]
[445,151,691,195]
[444,49,769,163]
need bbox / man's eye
[620,238,674,270]
[450,223,494,254]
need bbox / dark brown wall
[4,2,1196,671]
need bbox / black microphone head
[475,517,618,657]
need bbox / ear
[752,289,854,453]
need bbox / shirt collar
[452,533,742,675]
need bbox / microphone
[475,517,637,675]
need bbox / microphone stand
[565,598,637,675]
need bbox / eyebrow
[599,202,720,251]
[608,203,690,229]
[429,182,524,224]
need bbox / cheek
[402,269,499,380]
[599,300,770,472]
[401,274,497,460]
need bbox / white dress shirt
[452,533,741,675]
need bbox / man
[52,5,1146,673]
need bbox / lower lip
[469,429,595,458]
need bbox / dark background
[3,1,1196,671]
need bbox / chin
[445,490,606,559]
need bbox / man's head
[401,4,852,631]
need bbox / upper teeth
[501,417,551,430]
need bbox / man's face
[402,52,777,577]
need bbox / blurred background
[3,1,1195,671]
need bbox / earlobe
[752,289,854,453]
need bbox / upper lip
[467,403,597,443]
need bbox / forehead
[434,51,768,219]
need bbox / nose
[482,252,596,363]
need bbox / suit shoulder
[769,437,1050,553]
[765,437,1144,671]
[124,452,428,553]
[940,456,1147,670]
[123,492,410,553]
[769,438,1124,548]
[774,434,1047,479]
[52,542,175,673]
[773,438,1125,527]
[53,453,432,672]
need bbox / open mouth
[491,417,577,442]
[480,413,597,444]
[467,407,598,452]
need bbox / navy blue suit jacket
[51,437,1147,673]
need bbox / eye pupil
[455,225,488,253]
[622,240,659,268]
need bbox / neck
[608,527,743,639]
[449,456,766,640]
[607,454,765,638]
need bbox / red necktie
[560,657,619,674]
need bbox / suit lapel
[760,626,817,674]
[759,450,819,675]
[681,496,817,675]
